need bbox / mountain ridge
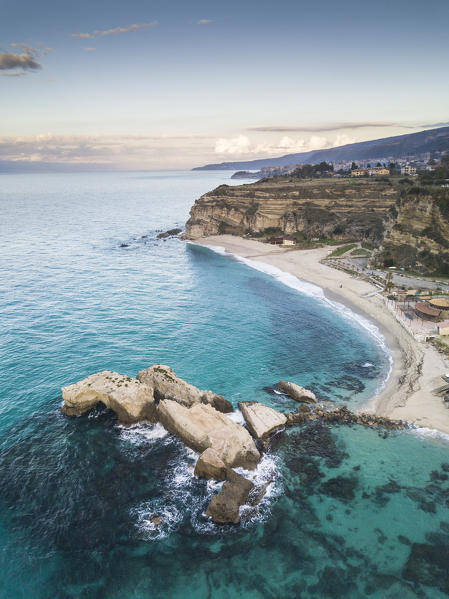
[193,126,449,170]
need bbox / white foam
[202,243,393,397]
[408,426,449,446]
[226,409,246,426]
[117,422,168,446]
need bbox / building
[415,302,441,321]
[351,167,390,177]
[269,236,296,246]
[401,165,417,176]
[438,320,449,336]
[368,167,390,176]
[429,297,449,317]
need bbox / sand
[195,235,449,436]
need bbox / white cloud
[197,19,213,25]
[214,135,333,156]
[71,21,158,39]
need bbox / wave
[198,242,393,397]
[409,426,449,446]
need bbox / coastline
[193,235,449,435]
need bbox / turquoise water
[0,171,448,598]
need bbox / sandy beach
[195,235,449,435]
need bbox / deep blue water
[1,171,449,598]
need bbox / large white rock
[157,399,260,469]
[62,371,157,424]
[278,381,317,404]
[238,401,287,440]
[137,364,233,413]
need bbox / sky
[1,0,448,170]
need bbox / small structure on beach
[429,297,449,316]
[269,236,296,246]
[415,302,441,321]
[438,320,449,336]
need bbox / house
[351,168,367,177]
[368,167,390,176]
[401,165,417,176]
[269,236,296,246]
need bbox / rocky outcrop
[206,469,254,524]
[157,399,260,469]
[185,178,396,242]
[238,401,287,440]
[137,364,233,413]
[157,228,183,239]
[194,448,227,480]
[61,371,156,424]
[278,381,317,403]
[286,404,409,430]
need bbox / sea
[0,170,448,598]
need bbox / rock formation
[238,401,287,440]
[61,371,157,424]
[157,399,260,469]
[185,178,396,242]
[194,448,227,480]
[278,381,317,403]
[157,228,183,239]
[206,469,254,524]
[137,364,233,413]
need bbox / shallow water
[0,171,448,598]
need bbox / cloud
[248,121,406,133]
[71,21,158,39]
[84,47,97,51]
[0,71,27,77]
[0,51,42,72]
[214,134,337,156]
[0,133,214,169]
[197,19,213,25]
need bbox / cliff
[186,178,397,243]
[185,177,449,275]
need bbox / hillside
[185,175,449,275]
[193,126,449,171]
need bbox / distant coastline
[191,235,449,436]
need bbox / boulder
[194,448,227,480]
[137,364,233,413]
[238,401,287,440]
[157,228,183,239]
[206,469,254,524]
[278,381,317,403]
[62,371,157,424]
[157,399,260,469]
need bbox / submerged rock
[137,364,233,413]
[278,381,317,404]
[206,469,254,524]
[238,401,287,440]
[61,371,156,424]
[194,448,227,481]
[156,228,182,239]
[157,399,260,469]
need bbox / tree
[351,162,358,170]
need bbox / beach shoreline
[193,235,449,435]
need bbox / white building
[401,165,417,176]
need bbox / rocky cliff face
[186,179,398,243]
[377,193,449,274]
[186,177,449,275]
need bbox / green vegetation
[350,248,371,258]
[328,243,357,258]
[361,241,375,250]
